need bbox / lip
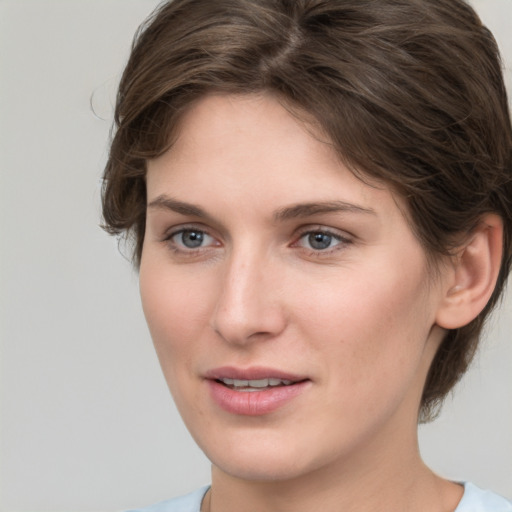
[204,366,311,416]
[204,366,308,381]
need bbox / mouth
[204,367,311,415]
[215,377,298,392]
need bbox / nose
[211,249,287,346]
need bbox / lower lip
[207,380,310,416]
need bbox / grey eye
[307,232,334,250]
[174,230,209,248]
[182,230,204,248]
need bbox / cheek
[293,258,433,391]
[139,263,218,424]
[139,259,214,369]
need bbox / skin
[140,93,465,512]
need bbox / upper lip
[204,366,308,382]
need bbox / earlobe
[436,214,503,330]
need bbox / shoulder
[124,483,511,512]
[455,483,512,512]
[126,486,210,512]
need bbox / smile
[205,367,311,415]
[216,377,294,391]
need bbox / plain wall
[0,1,511,510]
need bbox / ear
[436,214,503,330]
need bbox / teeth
[219,378,293,388]
[250,379,273,388]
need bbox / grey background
[0,1,511,511]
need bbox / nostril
[210,260,288,344]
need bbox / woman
[102,0,512,510]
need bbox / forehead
[146,93,411,227]
[162,93,337,169]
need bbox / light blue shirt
[128,482,512,512]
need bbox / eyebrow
[273,201,376,221]
[148,195,212,219]
[147,195,376,222]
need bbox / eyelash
[162,226,352,257]
[163,226,219,254]
[293,228,352,254]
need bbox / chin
[213,453,314,482]
[197,429,336,483]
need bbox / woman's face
[140,93,449,482]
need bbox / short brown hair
[102,0,512,420]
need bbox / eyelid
[293,224,353,241]
[162,223,222,252]
[291,225,354,253]
[159,222,353,257]
[162,222,213,239]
